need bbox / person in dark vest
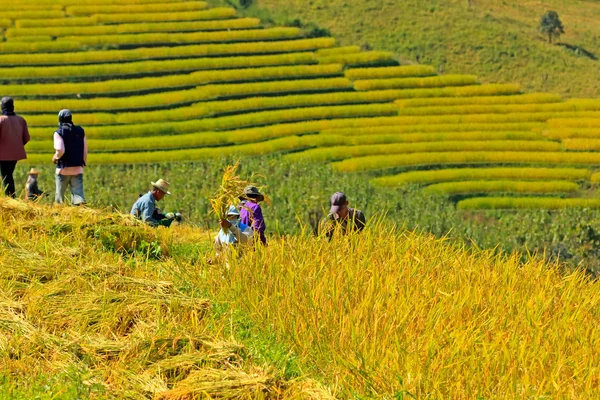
[0,97,30,198]
[52,109,87,205]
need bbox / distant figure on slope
[25,168,44,201]
[214,205,254,253]
[0,97,30,198]
[239,185,267,245]
[52,109,87,205]
[319,192,366,239]
[130,179,181,227]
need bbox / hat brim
[330,205,343,214]
[151,182,171,195]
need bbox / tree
[539,10,565,44]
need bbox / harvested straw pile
[0,198,331,399]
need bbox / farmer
[52,109,87,205]
[130,179,181,227]
[239,185,267,245]
[320,192,366,239]
[0,97,30,198]
[25,168,44,201]
[214,205,254,252]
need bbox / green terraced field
[3,0,600,209]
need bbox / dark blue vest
[56,124,85,169]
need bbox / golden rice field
[3,197,600,398]
[4,0,600,210]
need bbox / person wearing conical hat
[239,185,267,245]
[52,109,87,205]
[25,167,44,201]
[130,179,181,227]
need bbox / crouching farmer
[214,205,253,255]
[130,179,181,227]
[25,168,44,200]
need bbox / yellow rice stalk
[16,16,98,28]
[317,51,394,66]
[457,197,600,209]
[95,8,236,24]
[396,93,562,108]
[562,139,600,151]
[331,151,600,172]
[58,27,301,47]
[0,38,331,67]
[345,64,437,80]
[210,161,259,222]
[543,128,600,139]
[0,41,81,54]
[371,167,591,186]
[5,36,52,42]
[66,1,207,15]
[548,118,600,128]
[423,180,580,195]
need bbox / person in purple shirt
[239,185,267,245]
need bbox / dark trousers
[0,160,18,198]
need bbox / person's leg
[55,174,70,204]
[70,174,86,205]
[0,161,17,198]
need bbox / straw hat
[28,168,41,175]
[151,179,171,195]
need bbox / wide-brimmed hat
[242,185,264,202]
[330,192,348,214]
[151,179,171,195]
[28,168,41,175]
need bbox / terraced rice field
[4,0,600,209]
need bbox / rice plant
[423,180,580,195]
[284,141,561,162]
[58,27,302,47]
[332,151,600,172]
[7,18,260,38]
[345,65,437,80]
[354,74,479,91]
[396,93,562,108]
[371,167,591,186]
[66,1,207,15]
[457,197,600,209]
[95,8,237,24]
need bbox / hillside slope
[250,0,600,98]
[3,199,600,397]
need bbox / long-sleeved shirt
[0,114,30,161]
[54,130,88,176]
[319,208,366,239]
[214,222,254,251]
[240,200,267,244]
[130,191,163,226]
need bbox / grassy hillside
[249,0,600,98]
[3,0,600,210]
[2,198,600,398]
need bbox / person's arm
[140,198,160,226]
[83,136,88,165]
[22,119,30,145]
[251,205,267,244]
[355,210,366,232]
[52,132,64,163]
[232,225,253,244]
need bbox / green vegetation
[246,0,600,98]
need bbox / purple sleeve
[251,204,267,244]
